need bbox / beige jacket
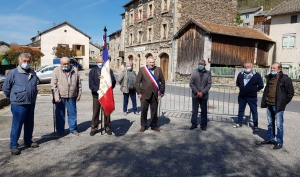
[51,66,82,100]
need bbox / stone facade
[122,0,237,81]
[0,41,10,55]
[108,30,124,70]
[89,43,101,59]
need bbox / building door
[160,53,169,81]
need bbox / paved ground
[0,70,300,177]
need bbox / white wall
[89,44,101,58]
[269,14,300,69]
[40,24,90,69]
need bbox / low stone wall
[292,80,300,96]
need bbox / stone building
[0,41,10,55]
[122,0,237,81]
[108,29,124,70]
[89,42,101,59]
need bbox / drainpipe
[171,0,176,82]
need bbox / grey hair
[243,62,253,67]
[18,53,32,61]
[60,57,70,63]
[146,55,155,61]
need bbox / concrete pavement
[0,71,300,177]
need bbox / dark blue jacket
[236,71,264,98]
[2,66,38,105]
[89,67,116,98]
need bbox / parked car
[36,64,59,84]
[0,74,6,91]
[36,65,49,72]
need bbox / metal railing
[210,67,235,77]
[159,83,251,125]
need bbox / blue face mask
[21,63,30,70]
[62,65,71,71]
[97,63,103,69]
[244,68,251,74]
[127,67,132,71]
[271,71,277,76]
[198,65,205,70]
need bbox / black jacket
[236,71,264,98]
[89,67,116,98]
[261,71,294,111]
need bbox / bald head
[60,57,70,67]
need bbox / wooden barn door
[160,53,169,81]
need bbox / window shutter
[82,45,85,56]
[282,37,288,48]
[288,36,295,47]
[66,44,69,49]
[57,44,61,49]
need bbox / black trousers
[140,92,158,128]
[91,97,111,131]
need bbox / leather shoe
[140,127,146,132]
[190,126,197,130]
[105,129,112,135]
[273,143,283,150]
[201,127,207,131]
[151,127,160,132]
[90,131,96,136]
[261,140,276,145]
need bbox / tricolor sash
[143,66,160,91]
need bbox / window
[163,0,167,10]
[162,24,167,39]
[148,4,153,17]
[291,15,297,23]
[148,28,152,41]
[64,30,67,32]
[129,33,133,45]
[130,12,134,25]
[60,44,66,48]
[138,31,142,43]
[76,45,81,50]
[91,51,94,55]
[282,34,296,48]
[246,14,249,18]
[138,8,143,21]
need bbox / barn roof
[267,0,300,16]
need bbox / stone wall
[292,80,300,96]
[176,0,237,31]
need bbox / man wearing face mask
[234,62,264,131]
[260,62,294,150]
[51,57,82,136]
[89,56,116,136]
[118,62,138,116]
[135,56,165,132]
[2,53,39,155]
[189,59,212,131]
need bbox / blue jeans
[237,97,258,127]
[266,105,284,145]
[55,97,78,134]
[10,103,35,149]
[123,90,137,113]
[191,97,208,127]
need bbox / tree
[236,12,244,26]
[4,47,44,65]
[54,46,76,58]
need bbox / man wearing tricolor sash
[135,56,165,132]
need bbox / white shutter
[288,36,295,48]
[283,36,289,48]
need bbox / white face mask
[21,63,30,70]
[97,63,103,68]
[127,67,132,71]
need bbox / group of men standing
[2,52,294,155]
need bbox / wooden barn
[173,19,274,74]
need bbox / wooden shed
[173,19,274,74]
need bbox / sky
[0,0,126,45]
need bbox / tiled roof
[174,19,274,42]
[255,10,269,16]
[268,0,300,16]
[238,7,262,14]
[0,41,10,47]
[31,21,91,40]
[123,0,134,7]
[108,29,122,37]
[10,45,40,52]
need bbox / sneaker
[273,143,283,150]
[124,112,127,116]
[72,132,79,136]
[253,127,259,132]
[25,142,39,148]
[90,131,96,136]
[233,124,242,128]
[11,148,21,155]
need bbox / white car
[36,65,60,84]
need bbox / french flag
[98,34,115,116]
